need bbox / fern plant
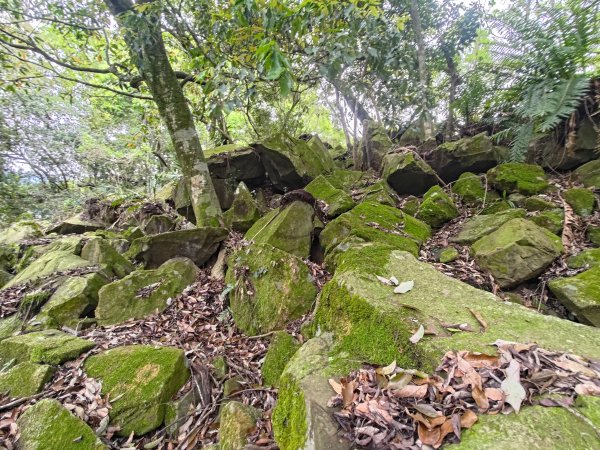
[486,0,600,161]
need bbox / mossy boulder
[0,221,42,246]
[416,186,459,227]
[564,187,596,216]
[272,334,348,450]
[402,196,421,216]
[320,201,431,258]
[382,152,438,196]
[0,315,22,341]
[449,402,600,450]
[471,219,563,288]
[127,227,227,269]
[0,269,12,288]
[549,267,600,327]
[223,182,261,232]
[430,132,499,182]
[226,244,317,335]
[96,258,199,325]
[439,247,459,263]
[245,201,314,258]
[588,226,600,246]
[530,209,564,235]
[84,345,189,436]
[567,248,600,269]
[0,362,54,397]
[523,195,557,212]
[218,401,261,450]
[32,273,109,330]
[262,331,301,387]
[142,214,175,235]
[2,243,89,290]
[276,244,600,450]
[360,180,398,207]
[206,144,265,186]
[48,213,105,235]
[451,209,526,245]
[305,175,354,218]
[17,399,107,450]
[252,133,334,191]
[357,121,393,171]
[487,163,549,195]
[451,172,488,205]
[481,199,512,215]
[574,159,600,188]
[324,169,366,192]
[81,237,134,278]
[0,330,94,365]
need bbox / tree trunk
[410,0,434,141]
[446,55,458,139]
[104,0,222,226]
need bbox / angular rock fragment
[451,209,526,244]
[382,152,438,195]
[0,330,94,365]
[574,159,600,188]
[0,361,54,397]
[487,163,549,195]
[223,182,261,232]
[549,267,600,327]
[416,186,459,227]
[218,401,262,450]
[96,258,198,325]
[84,345,189,436]
[48,213,105,235]
[564,187,596,217]
[81,237,134,278]
[305,175,355,218]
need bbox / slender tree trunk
[105,0,222,226]
[446,56,458,139]
[333,88,353,154]
[410,0,433,141]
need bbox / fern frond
[537,76,589,132]
[509,122,534,162]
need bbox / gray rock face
[382,152,438,195]
[471,218,563,288]
[206,144,266,186]
[127,227,227,268]
[430,132,500,182]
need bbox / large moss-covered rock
[320,201,430,258]
[530,208,564,235]
[218,401,261,450]
[0,269,12,288]
[588,226,600,246]
[564,187,596,216]
[0,221,42,246]
[357,121,393,171]
[0,361,54,397]
[471,219,563,288]
[382,152,438,196]
[523,195,557,212]
[568,248,600,269]
[451,209,526,244]
[245,201,314,258]
[206,144,265,186]
[0,330,94,365]
[84,345,189,436]
[226,244,317,335]
[305,175,355,218]
[262,331,301,387]
[416,186,459,227]
[223,182,261,232]
[17,399,107,450]
[549,267,600,327]
[2,239,90,290]
[487,163,549,195]
[451,172,489,205]
[96,258,199,325]
[324,169,366,192]
[48,213,105,235]
[574,159,600,188]
[127,227,227,268]
[142,214,175,235]
[449,402,600,450]
[81,237,134,278]
[430,132,499,181]
[360,180,398,207]
[252,133,334,191]
[33,273,108,329]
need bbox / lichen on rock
[262,331,301,387]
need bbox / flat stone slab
[84,345,189,436]
[17,398,107,450]
[96,257,199,326]
[0,330,94,365]
[127,227,227,269]
[451,209,526,244]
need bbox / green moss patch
[81,237,134,279]
[261,332,301,387]
[574,159,600,188]
[223,182,261,232]
[530,208,564,235]
[305,175,355,218]
[226,244,317,335]
[17,399,107,450]
[549,267,600,327]
[564,187,596,216]
[567,248,600,269]
[416,186,459,228]
[451,172,488,205]
[84,345,189,436]
[0,362,54,397]
[0,330,94,365]
[451,209,526,244]
[319,201,430,258]
[487,163,549,195]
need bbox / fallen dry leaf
[409,325,425,344]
